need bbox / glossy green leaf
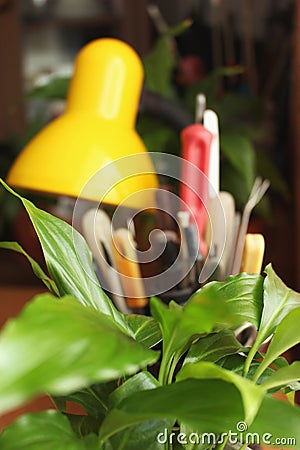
[106,372,172,450]
[66,414,101,439]
[104,420,171,450]
[189,273,263,328]
[109,371,160,407]
[0,410,100,450]
[124,314,161,348]
[150,299,186,382]
[183,330,242,366]
[244,265,300,377]
[247,395,300,447]
[253,308,300,382]
[150,294,233,383]
[261,361,300,391]
[260,264,300,340]
[0,180,128,332]
[0,293,158,414]
[217,353,279,386]
[217,353,248,372]
[0,241,59,295]
[99,379,244,444]
[179,423,209,450]
[54,381,117,420]
[177,362,264,424]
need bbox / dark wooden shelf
[22,13,121,31]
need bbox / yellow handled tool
[240,233,265,274]
[113,228,148,310]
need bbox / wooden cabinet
[0,0,150,142]
[291,0,300,290]
[0,0,25,141]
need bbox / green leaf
[260,264,300,341]
[190,273,263,328]
[143,36,177,99]
[109,372,160,407]
[0,293,158,414]
[221,160,250,209]
[256,151,290,200]
[221,132,256,192]
[26,76,70,100]
[217,353,280,386]
[0,410,100,450]
[150,294,234,384]
[253,308,300,382]
[247,395,300,447]
[99,379,244,443]
[178,423,208,450]
[217,353,248,372]
[183,330,242,366]
[124,314,161,348]
[0,241,59,295]
[137,115,180,155]
[82,434,100,449]
[164,19,192,38]
[177,362,264,424]
[54,381,117,420]
[183,79,216,115]
[261,361,300,391]
[104,420,171,450]
[244,265,300,377]
[183,67,244,115]
[217,93,262,127]
[66,414,101,439]
[151,273,262,384]
[106,372,172,450]
[0,180,128,332]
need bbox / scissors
[81,208,130,313]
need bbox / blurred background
[0,0,298,290]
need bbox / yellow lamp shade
[7,38,158,208]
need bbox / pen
[203,108,236,281]
[179,94,213,256]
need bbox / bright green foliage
[1,181,300,449]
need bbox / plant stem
[215,434,229,450]
[243,328,267,378]
[167,353,181,384]
[243,342,259,378]
[159,352,174,385]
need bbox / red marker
[179,114,213,256]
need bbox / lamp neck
[66,39,143,129]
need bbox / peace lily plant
[0,179,300,450]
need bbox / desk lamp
[7,38,158,208]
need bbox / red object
[177,55,205,86]
[179,124,213,256]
